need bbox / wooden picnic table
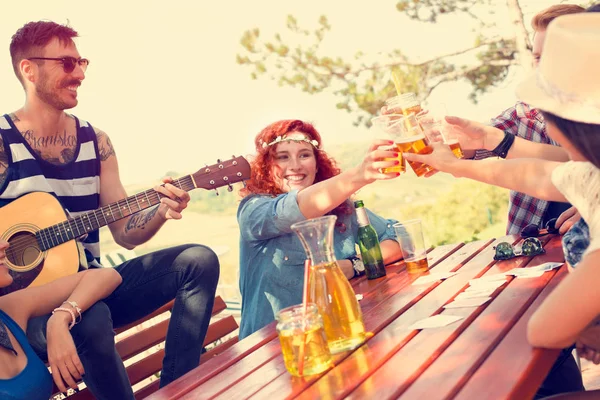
[147,234,566,400]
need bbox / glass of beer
[418,104,464,159]
[390,114,435,177]
[440,127,464,159]
[393,219,430,274]
[276,303,333,377]
[371,114,406,174]
[385,93,423,117]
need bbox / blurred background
[1,0,592,301]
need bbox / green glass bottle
[354,200,386,280]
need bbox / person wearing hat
[402,12,600,397]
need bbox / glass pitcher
[291,215,366,354]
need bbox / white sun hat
[516,13,600,124]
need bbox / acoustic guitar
[0,156,250,295]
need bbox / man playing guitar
[0,21,220,398]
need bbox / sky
[0,0,575,185]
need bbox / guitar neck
[37,175,195,251]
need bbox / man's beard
[35,70,78,110]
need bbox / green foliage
[236,2,523,127]
[397,179,508,245]
[186,183,243,215]
[396,0,494,22]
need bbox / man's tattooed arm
[95,129,116,161]
[124,206,160,234]
[0,139,8,188]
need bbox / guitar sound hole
[7,231,41,268]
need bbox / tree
[237,1,532,127]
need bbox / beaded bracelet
[52,307,77,330]
[63,300,82,324]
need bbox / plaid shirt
[473,102,560,235]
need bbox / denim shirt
[237,190,398,339]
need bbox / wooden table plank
[180,242,471,399]
[351,244,462,297]
[241,240,492,400]
[454,266,567,400]
[396,235,564,399]
[344,236,527,399]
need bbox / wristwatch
[491,131,516,159]
[348,256,365,278]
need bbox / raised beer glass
[372,113,434,177]
[371,114,406,174]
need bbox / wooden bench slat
[115,300,174,335]
[134,380,161,400]
[127,350,165,386]
[116,298,232,362]
[117,319,170,360]
[55,295,235,399]
[65,387,95,400]
[131,337,242,400]
[202,316,238,346]
[200,336,239,364]
[115,296,226,336]
[120,316,240,388]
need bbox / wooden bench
[53,295,239,399]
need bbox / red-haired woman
[237,119,403,338]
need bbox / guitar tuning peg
[227,184,233,192]
[231,154,235,159]
[217,159,221,163]
[214,188,219,196]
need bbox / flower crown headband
[260,133,319,149]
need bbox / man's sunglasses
[27,57,90,73]
[493,237,545,261]
[520,218,558,238]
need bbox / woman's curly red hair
[241,119,352,221]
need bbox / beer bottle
[354,200,386,279]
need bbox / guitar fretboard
[35,175,195,251]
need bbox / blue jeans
[26,244,220,400]
[535,346,584,399]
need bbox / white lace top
[551,161,600,257]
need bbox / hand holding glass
[371,113,434,177]
[418,108,463,159]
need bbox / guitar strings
[3,176,198,259]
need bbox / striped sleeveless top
[0,114,103,267]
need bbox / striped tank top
[0,114,103,267]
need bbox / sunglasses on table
[520,218,559,239]
[27,56,90,73]
[493,237,545,261]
